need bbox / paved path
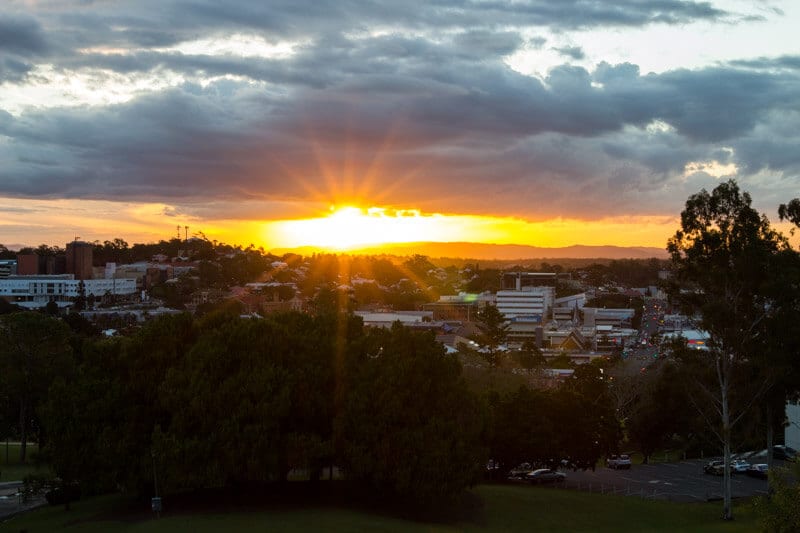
[0,481,46,523]
[533,458,783,502]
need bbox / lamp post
[151,450,161,518]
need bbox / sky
[1,0,799,252]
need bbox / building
[16,253,66,275]
[582,307,635,328]
[16,254,39,275]
[501,272,559,290]
[0,274,137,308]
[0,259,16,277]
[496,287,555,343]
[422,292,491,321]
[66,241,94,280]
[355,310,434,328]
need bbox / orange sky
[262,206,680,251]
[1,198,797,255]
[2,3,799,257]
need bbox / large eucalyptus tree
[666,180,790,520]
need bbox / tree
[45,300,59,316]
[778,198,800,228]
[627,360,689,463]
[755,461,800,532]
[489,386,556,473]
[475,304,509,370]
[665,180,788,520]
[515,339,545,372]
[154,316,296,489]
[561,361,621,465]
[402,254,435,280]
[338,323,485,503]
[0,312,73,461]
[42,337,126,495]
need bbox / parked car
[606,454,632,470]
[703,460,725,476]
[525,468,567,484]
[508,462,533,479]
[731,459,750,473]
[773,445,797,462]
[745,463,769,479]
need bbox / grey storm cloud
[0,15,50,56]
[0,0,797,221]
[554,46,585,60]
[729,55,800,71]
[0,14,50,82]
[0,0,734,60]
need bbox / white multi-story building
[496,287,554,322]
[496,287,555,343]
[0,275,137,308]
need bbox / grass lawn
[1,483,760,532]
[0,443,50,483]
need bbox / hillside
[272,242,669,260]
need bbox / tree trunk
[18,397,27,462]
[722,394,732,520]
[767,403,775,471]
[766,405,774,493]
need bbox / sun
[259,204,680,253]
[266,206,434,251]
[314,206,379,250]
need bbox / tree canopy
[665,179,793,520]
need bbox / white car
[607,454,632,469]
[731,459,750,473]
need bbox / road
[0,481,46,522]
[521,458,784,503]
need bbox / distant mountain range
[273,242,669,260]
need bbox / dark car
[745,463,769,479]
[703,460,724,476]
[773,445,797,462]
[606,454,632,470]
[525,468,566,484]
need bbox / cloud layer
[1,0,798,226]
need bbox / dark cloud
[0,15,49,82]
[0,15,49,56]
[729,55,800,71]
[553,45,585,60]
[0,0,796,224]
[12,0,731,60]
[0,57,33,83]
[452,30,524,57]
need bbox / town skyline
[1,1,799,251]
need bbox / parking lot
[525,458,787,502]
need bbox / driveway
[0,481,46,522]
[545,458,784,502]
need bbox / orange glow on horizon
[260,205,681,252]
[4,196,798,255]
